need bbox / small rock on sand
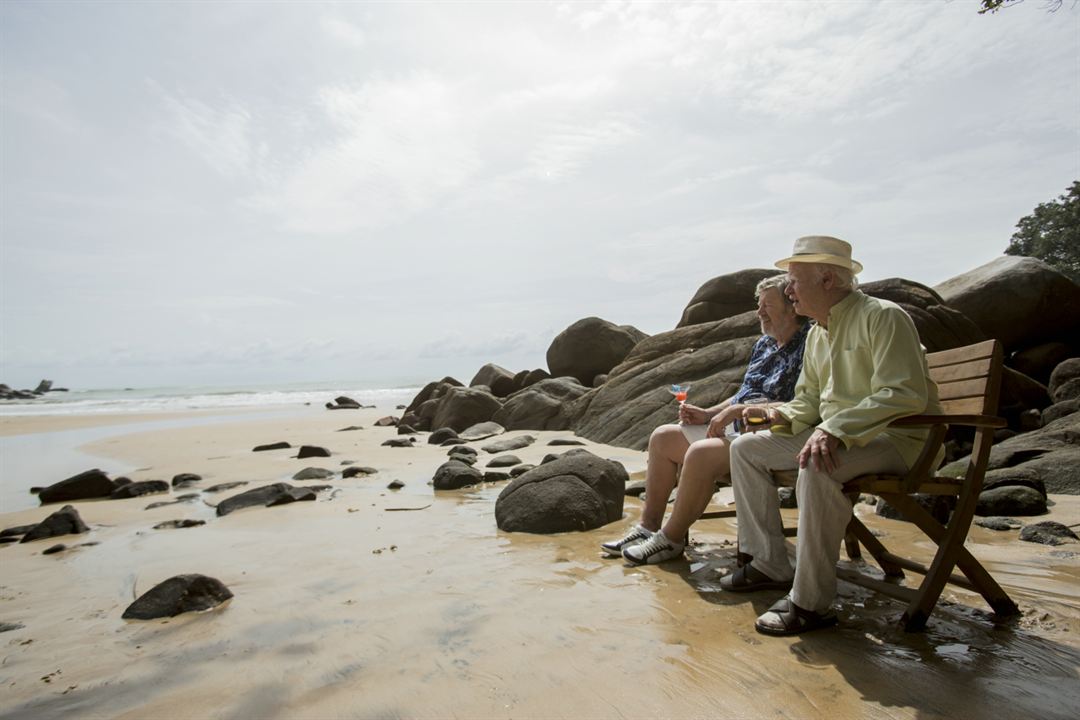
[122,574,233,620]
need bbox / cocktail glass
[669,384,690,406]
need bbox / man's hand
[679,403,708,425]
[798,428,841,473]
[705,407,738,438]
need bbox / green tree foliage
[1005,181,1080,282]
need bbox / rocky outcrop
[399,376,463,430]
[1049,358,1080,403]
[941,412,1080,502]
[492,378,589,431]
[494,450,627,533]
[122,574,233,619]
[934,256,1080,354]
[546,317,648,386]
[110,481,170,499]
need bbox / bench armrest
[889,414,1006,430]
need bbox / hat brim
[775,253,863,274]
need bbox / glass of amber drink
[743,395,772,430]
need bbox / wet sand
[1,409,1078,719]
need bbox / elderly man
[724,236,941,636]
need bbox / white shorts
[678,422,738,444]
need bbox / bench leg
[845,517,905,579]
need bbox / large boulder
[677,269,781,328]
[37,469,116,504]
[492,378,589,431]
[940,411,1080,494]
[1049,357,1080,403]
[858,278,986,352]
[546,317,648,386]
[494,450,627,533]
[215,483,318,516]
[934,256,1080,353]
[1010,343,1072,386]
[470,363,517,398]
[432,460,484,490]
[430,386,503,432]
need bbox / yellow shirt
[774,291,941,469]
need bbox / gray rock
[482,435,536,454]
[342,466,378,478]
[374,416,400,427]
[297,446,331,459]
[509,464,535,477]
[493,378,589,431]
[387,479,405,490]
[1049,357,1080,400]
[401,376,464,431]
[548,438,586,446]
[941,412,1080,494]
[37,469,115,504]
[428,427,459,444]
[0,622,26,632]
[432,460,484,490]
[470,363,517,398]
[43,544,66,555]
[459,421,506,441]
[1043,398,1080,425]
[934,256,1080,353]
[110,480,170,499]
[777,487,797,509]
[448,445,478,457]
[381,438,416,448]
[0,524,36,539]
[20,505,89,543]
[204,481,249,493]
[677,269,783,328]
[975,516,1022,531]
[625,480,647,497]
[876,494,953,525]
[336,426,364,432]
[293,467,335,480]
[546,317,648,386]
[154,519,206,530]
[253,441,291,452]
[1019,521,1079,546]
[430,387,503,432]
[483,470,511,483]
[447,452,477,466]
[487,454,522,468]
[171,473,202,488]
[976,486,1047,516]
[494,450,627,533]
[122,574,233,619]
[216,483,318,516]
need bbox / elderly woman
[603,274,810,565]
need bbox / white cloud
[321,15,366,48]
[527,119,639,181]
[161,93,256,179]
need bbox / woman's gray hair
[755,274,794,304]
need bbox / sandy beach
[2,407,1079,719]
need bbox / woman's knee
[683,439,731,472]
[649,424,687,455]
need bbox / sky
[1,1,1078,391]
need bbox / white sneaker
[600,524,653,556]
[622,530,686,565]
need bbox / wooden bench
[700,339,1020,631]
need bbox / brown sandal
[755,596,838,636]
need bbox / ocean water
[0,381,421,416]
[0,382,423,513]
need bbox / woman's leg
[640,424,690,531]
[661,437,730,542]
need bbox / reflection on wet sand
[1,414,1078,719]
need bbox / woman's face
[757,287,798,340]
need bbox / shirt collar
[825,290,862,330]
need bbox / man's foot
[719,564,793,593]
[754,596,838,636]
[600,524,653,556]
[622,530,685,565]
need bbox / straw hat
[775,235,863,274]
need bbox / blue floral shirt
[732,322,811,404]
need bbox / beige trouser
[728,429,908,613]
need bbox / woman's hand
[679,403,708,425]
[705,406,740,438]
